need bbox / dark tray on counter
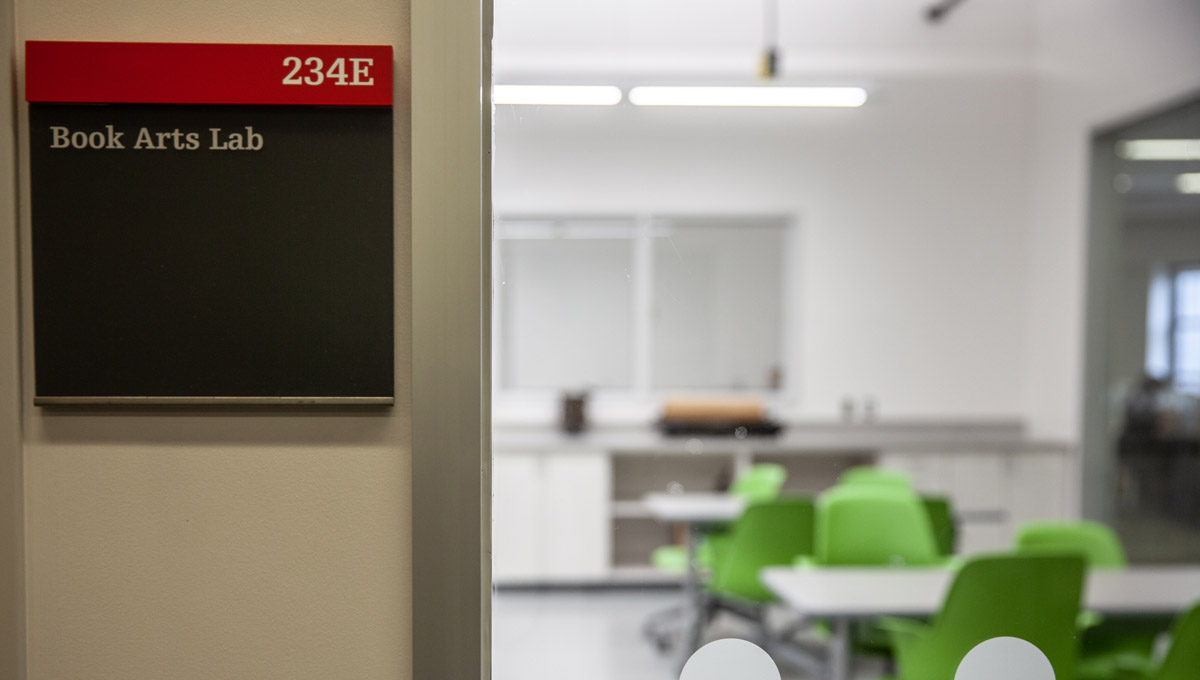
[658,420,784,437]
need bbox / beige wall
[12,2,414,679]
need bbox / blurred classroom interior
[488,1,1200,679]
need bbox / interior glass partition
[489,2,1200,679]
[1097,97,1200,564]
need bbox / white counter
[491,420,1078,586]
[493,420,1068,455]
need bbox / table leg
[681,522,705,664]
[828,617,852,680]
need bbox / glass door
[488,2,1200,680]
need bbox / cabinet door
[946,454,1006,512]
[946,454,1010,552]
[541,451,611,579]
[493,452,543,582]
[1007,451,1073,527]
[877,452,951,494]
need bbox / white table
[761,566,1200,680]
[643,492,746,524]
[643,493,746,661]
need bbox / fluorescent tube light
[1177,173,1200,194]
[493,85,622,106]
[1117,139,1200,161]
[628,86,867,108]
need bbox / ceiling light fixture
[1117,139,1200,161]
[628,86,867,108]
[759,0,781,79]
[1177,173,1200,194]
[493,85,622,106]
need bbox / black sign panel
[30,103,394,403]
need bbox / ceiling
[493,0,1040,79]
[1115,97,1200,224]
[492,0,1200,221]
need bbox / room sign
[26,41,396,405]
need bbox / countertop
[492,420,1071,455]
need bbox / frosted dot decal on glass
[954,637,1055,680]
[679,639,781,680]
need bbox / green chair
[801,484,952,661]
[651,463,787,573]
[838,466,912,490]
[645,464,788,651]
[1015,521,1167,679]
[730,463,789,502]
[881,553,1087,680]
[701,497,816,657]
[812,484,944,567]
[708,496,816,603]
[835,467,955,558]
[1015,521,1128,567]
[1141,601,1200,680]
[921,496,957,557]
[1081,601,1200,680]
[838,467,958,557]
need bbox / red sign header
[26,41,393,106]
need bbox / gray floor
[492,589,884,680]
[493,589,682,680]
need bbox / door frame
[411,0,493,677]
[1080,89,1200,523]
[0,0,26,676]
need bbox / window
[1172,267,1200,393]
[495,214,791,399]
[651,217,786,390]
[1147,265,1200,394]
[497,218,636,390]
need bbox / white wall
[493,0,1200,438]
[13,3,413,680]
[1024,0,1200,441]
[1024,0,1200,519]
[495,72,1034,422]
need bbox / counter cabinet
[492,437,1075,586]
